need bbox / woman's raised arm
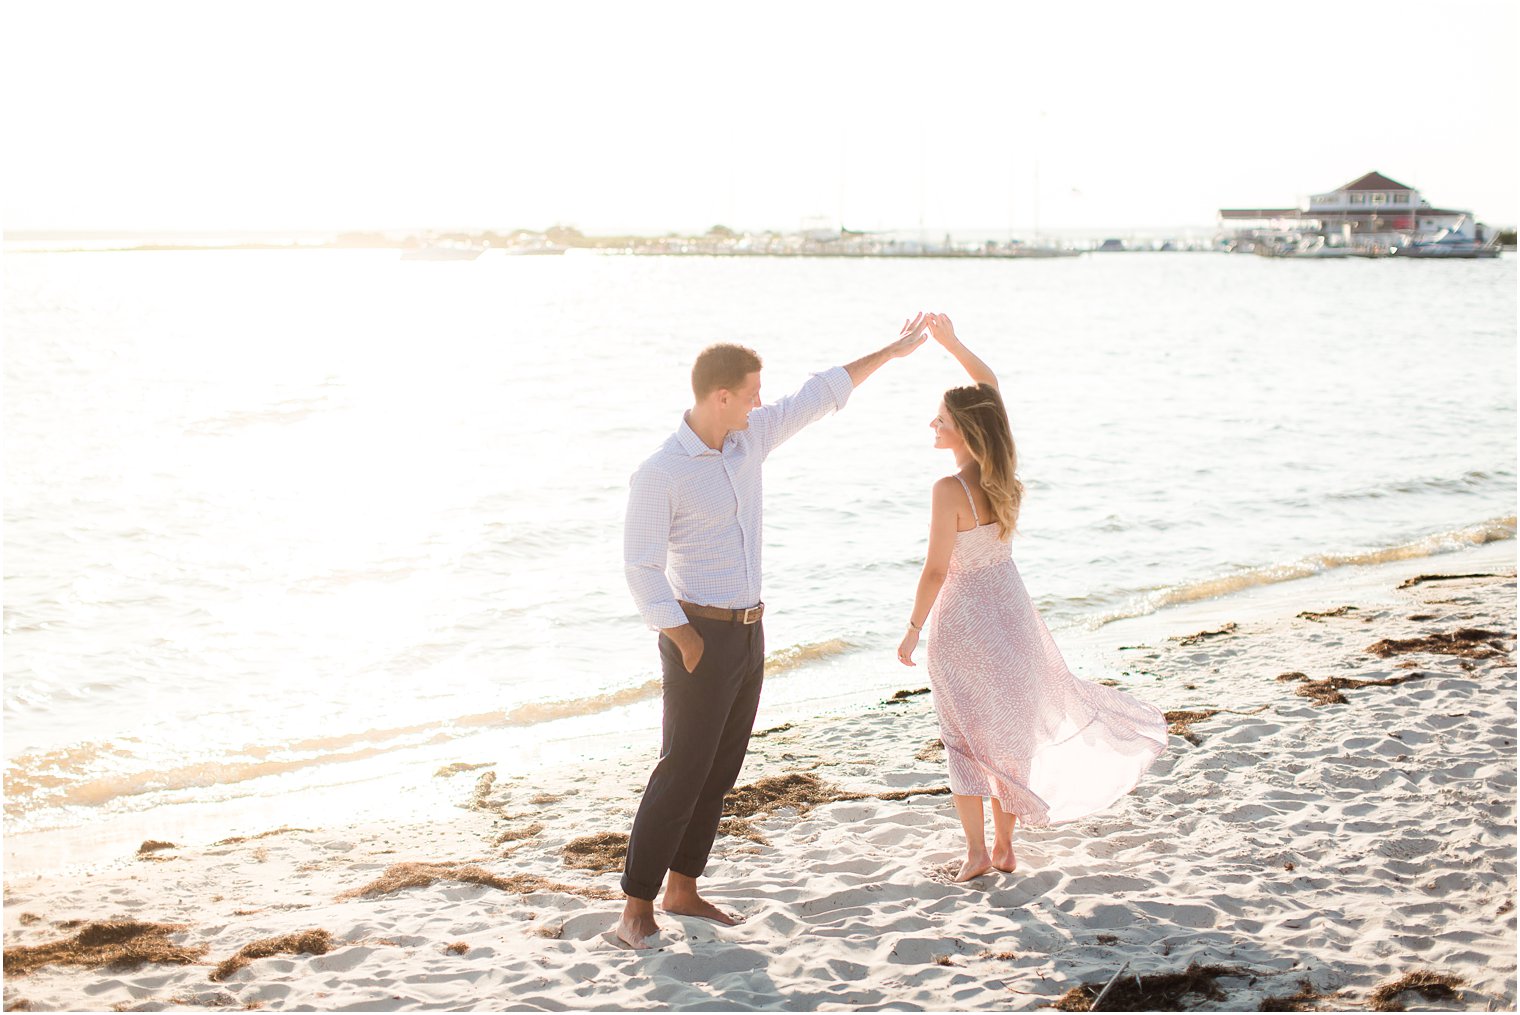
[927,313,998,390]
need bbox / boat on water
[400,244,485,261]
[1219,171,1501,260]
[1395,222,1502,259]
[1254,233,1364,258]
[503,244,567,256]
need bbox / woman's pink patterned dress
[926,476,1168,826]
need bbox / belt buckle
[741,604,762,625]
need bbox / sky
[3,0,1516,236]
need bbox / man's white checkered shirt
[624,366,854,631]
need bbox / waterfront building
[1218,171,1488,249]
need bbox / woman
[897,313,1168,882]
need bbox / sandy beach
[4,554,1515,1012]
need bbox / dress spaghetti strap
[953,473,980,525]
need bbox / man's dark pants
[621,613,765,900]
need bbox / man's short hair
[691,343,762,399]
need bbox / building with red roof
[1218,172,1487,249]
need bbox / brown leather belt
[679,600,765,624]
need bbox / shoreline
[3,548,1515,1010]
[6,537,1515,878]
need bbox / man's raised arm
[844,312,930,387]
[750,313,930,456]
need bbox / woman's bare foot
[991,844,1018,873]
[661,892,745,926]
[954,853,994,883]
[615,901,661,949]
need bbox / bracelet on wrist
[907,619,922,632]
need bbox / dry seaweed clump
[1298,606,1357,622]
[1366,628,1509,660]
[136,840,176,856]
[1052,963,1243,1011]
[470,771,499,807]
[341,861,615,900]
[1398,572,1502,589]
[492,822,544,845]
[723,773,867,818]
[1259,978,1336,1011]
[1367,970,1465,1011]
[444,940,469,955]
[1173,623,1237,647]
[210,929,332,982]
[1164,709,1220,745]
[1276,671,1431,707]
[752,722,794,738]
[434,762,493,778]
[717,817,770,845]
[890,687,931,701]
[3,920,208,977]
[562,832,630,873]
[212,827,311,846]
[916,738,945,761]
[1163,705,1269,745]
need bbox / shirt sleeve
[623,464,689,631]
[748,365,854,458]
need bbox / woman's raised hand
[927,312,959,348]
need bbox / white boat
[1255,233,1375,258]
[1286,235,1357,258]
[1395,229,1502,259]
[400,244,485,261]
[504,244,568,256]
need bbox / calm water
[4,249,1515,859]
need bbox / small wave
[764,638,854,675]
[1325,470,1508,503]
[4,637,869,818]
[503,679,661,724]
[1090,515,1516,627]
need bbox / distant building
[1219,171,1484,245]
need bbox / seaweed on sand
[340,861,615,900]
[1051,963,1244,1011]
[1276,670,1433,706]
[562,832,631,873]
[1365,628,1510,661]
[3,920,208,977]
[1297,606,1357,622]
[1259,978,1337,1011]
[717,817,770,844]
[1172,624,1237,647]
[210,929,332,982]
[1164,705,1269,745]
[1366,969,1465,1011]
[1397,573,1502,589]
[723,773,868,818]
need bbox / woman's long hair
[944,383,1024,539]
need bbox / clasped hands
[890,311,960,358]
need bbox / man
[617,314,929,949]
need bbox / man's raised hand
[890,312,932,358]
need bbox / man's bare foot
[991,845,1018,873]
[615,903,661,949]
[954,854,994,883]
[662,892,745,926]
